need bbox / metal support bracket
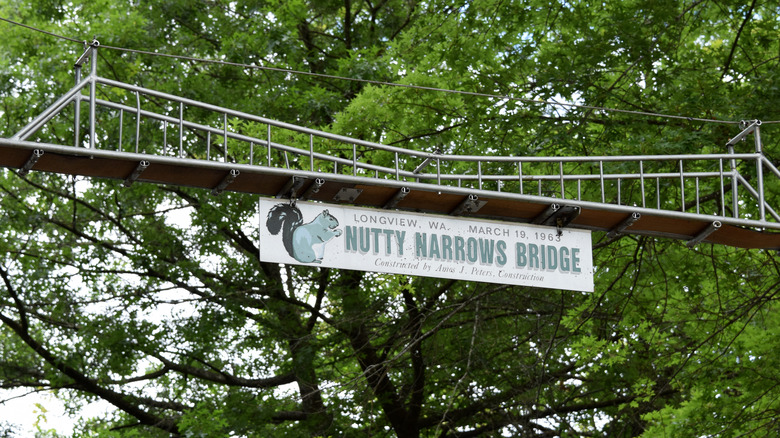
[531,203,560,225]
[122,160,149,187]
[299,177,325,200]
[532,204,580,228]
[334,187,363,203]
[18,149,44,176]
[450,194,486,216]
[384,187,410,209]
[687,221,722,248]
[607,212,641,238]
[276,175,306,199]
[726,120,761,146]
[211,169,239,196]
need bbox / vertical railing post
[559,161,564,199]
[755,123,765,222]
[478,161,483,190]
[310,134,314,171]
[88,41,98,149]
[135,91,140,153]
[728,144,739,218]
[118,110,123,151]
[639,161,646,208]
[74,63,82,147]
[207,132,211,160]
[223,113,228,163]
[395,152,400,181]
[518,161,523,194]
[179,102,184,158]
[436,157,441,186]
[267,124,271,167]
[719,159,725,216]
[599,161,605,203]
[679,160,685,212]
[162,121,168,155]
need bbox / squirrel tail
[266,203,303,258]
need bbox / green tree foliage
[1,0,779,436]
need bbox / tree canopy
[1,0,779,436]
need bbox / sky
[1,388,109,436]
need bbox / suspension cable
[2,15,775,125]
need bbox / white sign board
[258,199,593,292]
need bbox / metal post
[162,121,167,155]
[478,161,482,190]
[719,159,725,216]
[599,161,605,203]
[559,161,564,199]
[74,64,82,147]
[310,134,314,171]
[395,152,400,181]
[679,160,685,212]
[118,110,123,151]
[267,124,271,166]
[639,161,645,208]
[135,91,140,153]
[437,157,441,186]
[88,42,98,149]
[518,161,523,194]
[179,102,184,158]
[728,144,738,218]
[223,113,228,163]
[755,123,765,222]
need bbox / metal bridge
[3,44,780,249]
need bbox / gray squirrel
[266,203,342,264]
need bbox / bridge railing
[10,49,778,229]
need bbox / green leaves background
[0,0,779,436]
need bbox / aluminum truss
[4,43,780,247]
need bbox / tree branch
[720,0,757,81]
[0,313,178,434]
[152,354,296,388]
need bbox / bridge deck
[3,138,779,250]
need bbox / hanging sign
[258,199,593,292]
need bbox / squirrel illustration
[266,203,342,264]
